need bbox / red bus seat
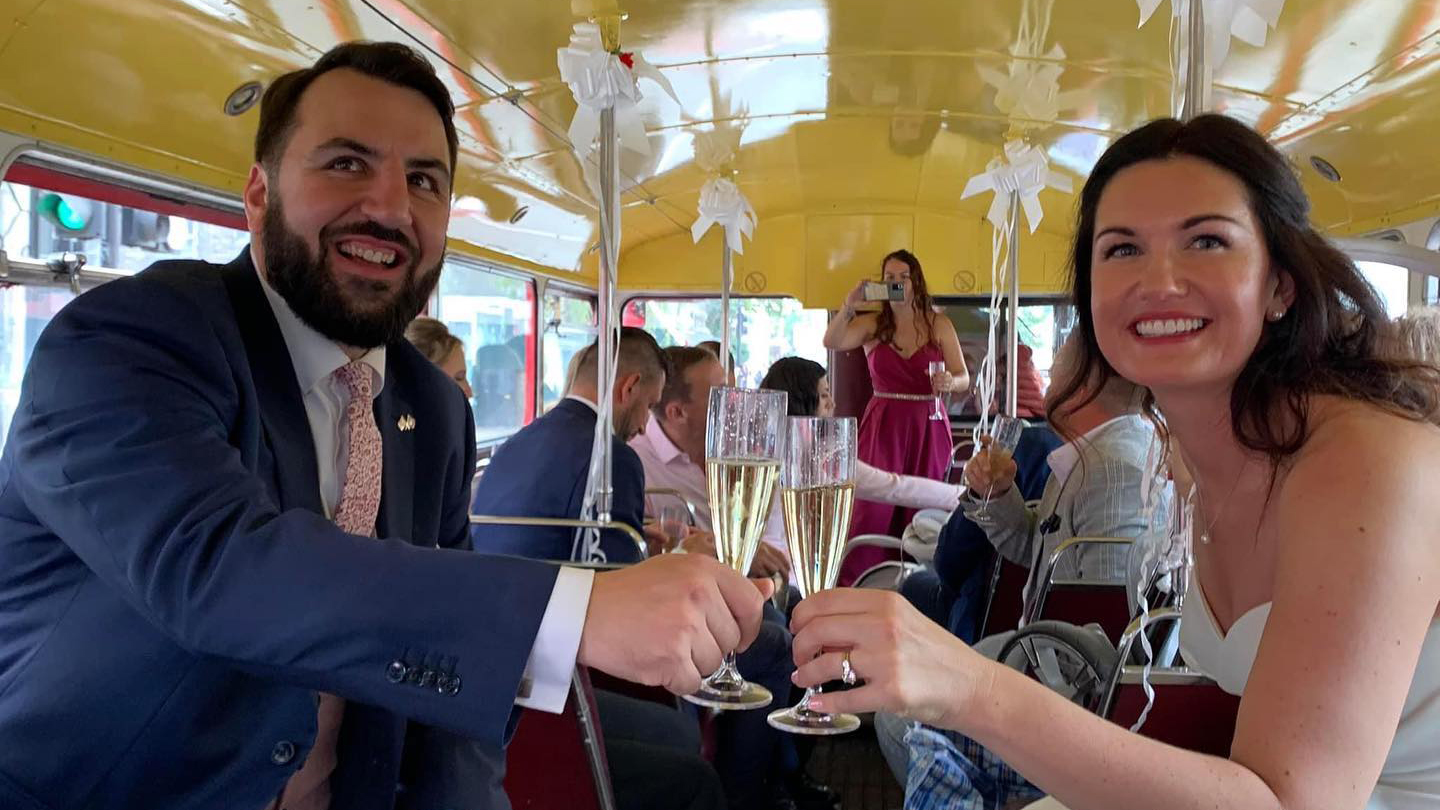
[504,667,615,810]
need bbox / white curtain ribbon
[960,140,1073,234]
[557,22,681,166]
[1139,0,1285,75]
[691,177,756,254]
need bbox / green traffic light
[38,192,90,231]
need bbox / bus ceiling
[2,0,1440,304]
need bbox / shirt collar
[639,412,689,466]
[254,252,386,399]
[1046,414,1133,483]
[565,394,599,414]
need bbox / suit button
[271,741,296,766]
[405,665,424,685]
[386,660,407,684]
[438,674,462,697]
[419,669,437,688]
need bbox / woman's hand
[843,279,868,312]
[789,589,995,729]
[963,439,1017,498]
[930,368,955,394]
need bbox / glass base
[766,705,861,735]
[682,681,773,711]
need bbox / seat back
[1106,675,1240,757]
[504,668,615,810]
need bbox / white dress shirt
[256,258,586,713]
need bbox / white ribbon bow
[556,22,680,167]
[1138,0,1285,74]
[960,140,1073,233]
[977,43,1086,125]
[691,178,756,254]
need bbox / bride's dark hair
[1049,114,1440,461]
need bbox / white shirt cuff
[514,566,595,713]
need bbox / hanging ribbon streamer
[557,19,675,563]
[558,22,680,166]
[977,42,1087,126]
[1138,0,1285,111]
[558,22,681,200]
[1128,434,1184,731]
[691,178,756,255]
[961,140,1073,235]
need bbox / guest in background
[823,249,970,583]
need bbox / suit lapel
[375,370,415,542]
[220,254,325,516]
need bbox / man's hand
[641,522,672,556]
[963,440,1017,500]
[578,554,774,695]
[749,542,791,579]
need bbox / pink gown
[840,341,953,585]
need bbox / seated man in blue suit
[0,41,768,810]
[470,328,664,565]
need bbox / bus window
[622,297,830,388]
[940,299,1076,418]
[0,285,74,454]
[434,261,536,445]
[542,289,596,412]
[1,168,248,274]
[1356,261,1412,318]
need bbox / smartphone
[863,281,905,302]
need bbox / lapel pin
[397,414,416,432]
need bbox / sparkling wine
[781,483,856,598]
[706,458,781,574]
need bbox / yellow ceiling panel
[3,0,1440,288]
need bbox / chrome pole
[1179,0,1208,120]
[595,105,618,521]
[720,244,733,382]
[1006,195,1020,418]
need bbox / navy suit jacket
[932,424,1063,641]
[0,253,558,810]
[469,398,645,565]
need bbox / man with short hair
[470,327,668,564]
[0,42,767,810]
[631,346,790,578]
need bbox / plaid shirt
[904,723,1043,810]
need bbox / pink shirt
[629,413,790,557]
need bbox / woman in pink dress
[824,249,970,584]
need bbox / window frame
[432,255,541,451]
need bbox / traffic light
[36,192,99,238]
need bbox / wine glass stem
[795,685,825,717]
[707,650,745,691]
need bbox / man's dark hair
[574,327,669,384]
[254,41,458,176]
[654,345,721,418]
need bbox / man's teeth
[338,242,397,266]
[1135,318,1205,337]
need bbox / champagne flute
[973,415,1024,518]
[767,416,861,735]
[927,360,948,422]
[684,386,787,710]
[658,504,689,553]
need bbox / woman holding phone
[824,249,970,584]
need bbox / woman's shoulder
[1280,395,1440,530]
[1299,395,1440,465]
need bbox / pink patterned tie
[267,360,383,810]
